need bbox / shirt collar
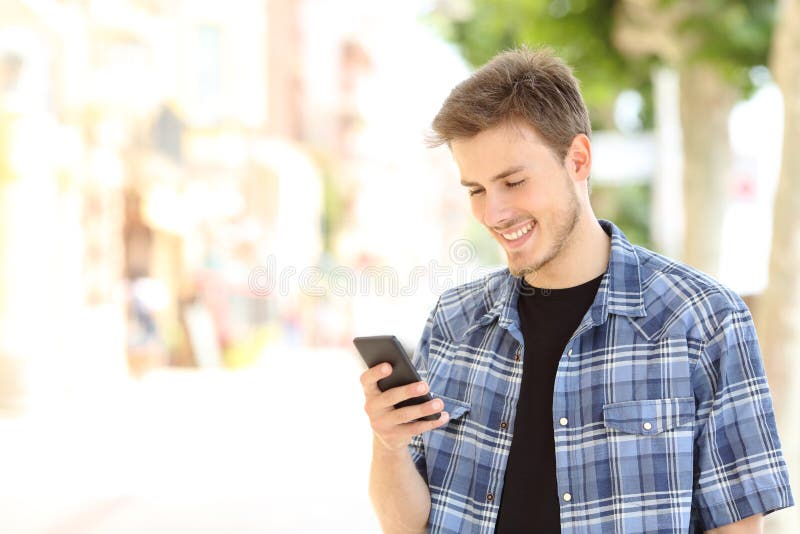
[477,219,646,332]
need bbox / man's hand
[360,362,450,452]
[705,513,763,533]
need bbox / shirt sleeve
[407,298,441,484]
[691,305,795,529]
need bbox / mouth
[496,220,535,248]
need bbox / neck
[523,214,611,289]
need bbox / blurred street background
[0,0,798,532]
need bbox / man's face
[451,121,581,280]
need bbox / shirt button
[500,421,508,429]
[487,493,495,502]
[559,417,568,426]
[567,348,573,356]
[562,492,572,502]
[643,421,652,431]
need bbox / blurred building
[0,0,327,410]
[0,0,486,412]
[0,0,131,411]
[299,0,474,345]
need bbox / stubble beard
[508,184,581,282]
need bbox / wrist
[373,434,410,457]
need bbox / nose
[482,191,516,231]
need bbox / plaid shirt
[409,220,794,533]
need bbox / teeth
[501,222,533,240]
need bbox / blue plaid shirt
[409,220,793,533]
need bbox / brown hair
[429,47,591,162]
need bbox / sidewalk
[0,347,381,533]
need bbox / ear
[565,134,591,183]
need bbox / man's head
[430,47,595,282]
[429,47,591,162]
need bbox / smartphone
[353,335,441,421]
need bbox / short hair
[429,46,591,162]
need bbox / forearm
[704,513,763,533]
[368,435,431,534]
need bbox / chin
[506,245,552,278]
[507,256,536,278]
[508,264,535,279]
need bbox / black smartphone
[353,335,441,421]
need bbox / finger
[372,410,450,449]
[391,397,444,425]
[360,362,392,397]
[377,380,430,410]
[404,411,450,436]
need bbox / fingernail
[441,412,450,422]
[416,383,426,393]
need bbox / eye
[507,180,525,189]
[468,188,484,197]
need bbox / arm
[369,434,432,534]
[691,303,793,528]
[704,513,763,534]
[361,363,450,534]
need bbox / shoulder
[631,245,750,342]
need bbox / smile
[499,221,534,241]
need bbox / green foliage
[427,0,776,126]
[591,182,652,249]
[677,0,774,96]
[427,0,655,131]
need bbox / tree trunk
[756,0,800,530]
[614,1,737,276]
[678,63,737,277]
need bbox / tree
[430,0,653,131]
[614,0,773,276]
[755,0,800,528]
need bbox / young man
[359,48,794,533]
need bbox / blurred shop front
[0,0,326,413]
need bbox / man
[360,47,794,533]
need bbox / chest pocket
[601,396,697,528]
[602,397,695,434]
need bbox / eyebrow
[460,165,526,187]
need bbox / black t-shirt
[495,273,603,533]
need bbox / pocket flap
[602,397,694,435]
[436,395,471,420]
